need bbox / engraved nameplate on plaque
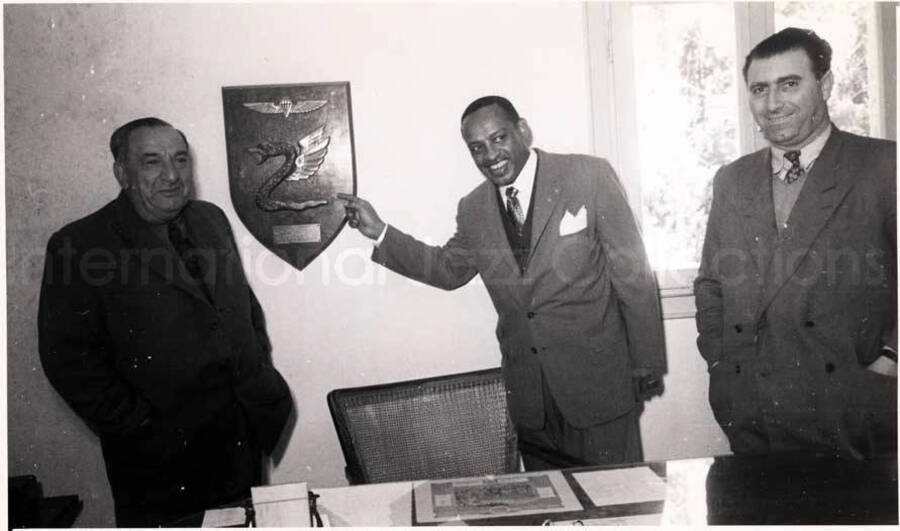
[273,224,322,245]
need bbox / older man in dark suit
[695,28,897,458]
[340,96,665,469]
[39,117,293,526]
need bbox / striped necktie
[505,186,525,236]
[784,150,804,184]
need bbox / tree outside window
[632,3,739,270]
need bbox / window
[776,2,884,137]
[632,3,741,271]
[586,2,892,310]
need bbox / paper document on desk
[572,466,666,507]
[414,470,581,523]
[251,482,310,527]
[315,481,413,526]
[201,506,247,527]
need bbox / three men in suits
[340,96,665,468]
[39,118,293,526]
[695,28,897,458]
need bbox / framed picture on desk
[413,470,581,524]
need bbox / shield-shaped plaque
[223,82,356,270]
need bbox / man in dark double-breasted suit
[39,117,293,526]
[695,28,896,458]
[340,96,665,469]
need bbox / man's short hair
[110,117,187,163]
[461,96,520,125]
[742,27,832,82]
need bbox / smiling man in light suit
[695,28,896,458]
[340,96,665,468]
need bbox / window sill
[656,268,696,320]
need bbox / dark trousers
[518,370,643,470]
[111,436,262,527]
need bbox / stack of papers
[251,482,310,527]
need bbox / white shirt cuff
[374,224,388,247]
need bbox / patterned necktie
[167,221,211,299]
[505,186,525,236]
[784,150,804,184]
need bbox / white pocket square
[559,206,587,236]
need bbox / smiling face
[114,126,192,223]
[746,48,833,150]
[461,104,532,187]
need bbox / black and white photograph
[5,2,897,527]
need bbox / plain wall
[5,4,727,527]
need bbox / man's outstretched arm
[337,193,478,290]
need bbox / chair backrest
[327,368,519,484]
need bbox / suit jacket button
[530,347,538,354]
[734,324,743,333]
[527,312,535,319]
[209,321,220,331]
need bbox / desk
[312,452,897,526]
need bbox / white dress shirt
[498,148,538,216]
[770,124,832,179]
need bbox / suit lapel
[183,203,224,304]
[475,150,561,293]
[527,150,562,267]
[478,182,524,280]
[111,194,214,306]
[737,150,779,284]
[759,129,852,313]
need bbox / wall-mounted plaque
[223,82,356,271]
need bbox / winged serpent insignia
[243,97,327,118]
[246,127,331,212]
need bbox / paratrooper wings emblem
[242,97,328,118]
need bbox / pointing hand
[336,193,386,240]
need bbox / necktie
[167,221,211,299]
[505,186,525,236]
[784,150,804,184]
